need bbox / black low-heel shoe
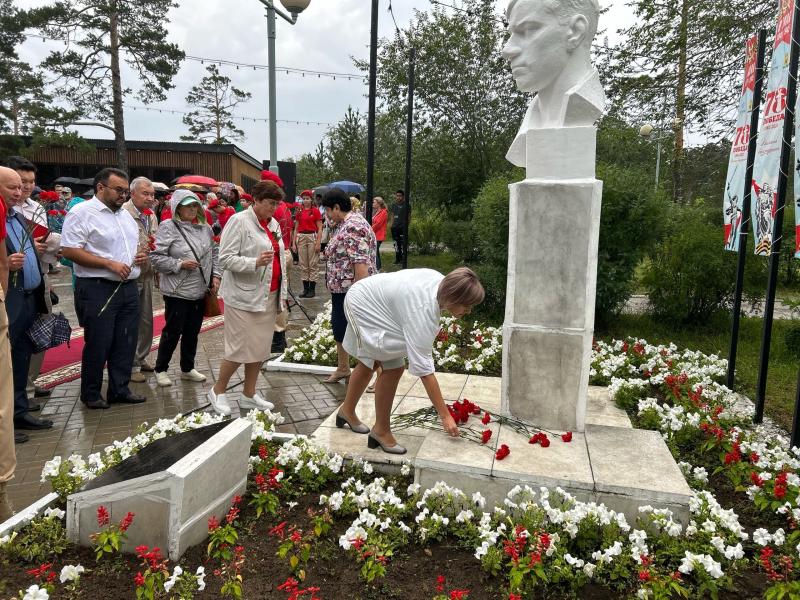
[367,433,407,455]
[335,413,370,434]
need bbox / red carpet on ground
[37,304,225,389]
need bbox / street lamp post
[257,0,311,176]
[638,123,664,191]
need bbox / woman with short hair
[206,180,288,416]
[371,197,388,271]
[292,189,323,298]
[322,188,377,384]
[335,267,485,454]
[149,190,221,387]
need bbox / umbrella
[54,176,80,185]
[175,174,218,188]
[312,185,330,198]
[172,183,208,193]
[327,180,365,194]
[152,182,169,191]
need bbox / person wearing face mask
[61,168,148,409]
[206,179,288,416]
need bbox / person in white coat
[206,179,288,416]
[335,267,484,454]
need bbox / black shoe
[14,413,54,430]
[271,330,287,354]
[84,398,110,409]
[308,281,316,298]
[299,281,310,298]
[34,387,52,398]
[27,402,41,412]
[14,432,29,444]
[109,393,146,404]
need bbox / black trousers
[376,240,382,271]
[391,225,406,263]
[155,295,205,373]
[8,294,37,418]
[75,278,139,404]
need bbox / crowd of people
[0,158,481,521]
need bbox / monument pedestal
[502,174,602,431]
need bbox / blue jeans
[75,278,140,404]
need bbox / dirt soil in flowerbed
[0,483,775,600]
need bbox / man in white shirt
[61,168,148,409]
[6,157,61,405]
[122,177,158,382]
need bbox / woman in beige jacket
[207,180,289,416]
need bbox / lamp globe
[280,0,310,14]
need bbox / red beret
[208,198,220,209]
[301,189,313,198]
[241,192,253,201]
[260,170,284,188]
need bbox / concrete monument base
[312,374,692,525]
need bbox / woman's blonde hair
[374,196,386,209]
[437,267,485,308]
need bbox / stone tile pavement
[7,261,347,510]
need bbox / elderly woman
[149,190,221,387]
[322,189,377,384]
[292,189,323,298]
[207,180,288,416]
[336,267,485,454]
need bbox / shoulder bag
[175,223,221,318]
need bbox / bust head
[503,0,599,94]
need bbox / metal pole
[755,5,800,424]
[654,136,662,190]
[267,3,280,176]
[365,0,379,226]
[727,30,767,390]
[402,47,415,270]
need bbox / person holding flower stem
[335,267,485,454]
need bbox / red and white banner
[752,0,795,256]
[724,36,759,252]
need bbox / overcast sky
[15,0,634,163]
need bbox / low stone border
[265,354,337,376]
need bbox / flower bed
[3,339,800,598]
[282,304,502,376]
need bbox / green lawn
[597,313,800,431]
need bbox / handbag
[174,224,221,318]
[28,313,72,353]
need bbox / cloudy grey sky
[16,0,634,163]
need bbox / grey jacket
[150,219,221,301]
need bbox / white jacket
[218,207,288,312]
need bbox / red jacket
[274,201,294,244]
[372,208,388,241]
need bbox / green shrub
[784,322,800,358]
[409,209,444,255]
[442,220,480,262]
[641,202,740,324]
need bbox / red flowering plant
[25,562,58,594]
[218,544,245,598]
[432,574,470,600]
[133,544,169,600]
[272,523,314,580]
[207,496,242,563]
[351,537,393,584]
[277,576,321,600]
[90,506,135,560]
[249,464,284,518]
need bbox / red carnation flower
[561,431,573,443]
[481,411,491,425]
[481,429,492,444]
[495,444,510,460]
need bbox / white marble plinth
[502,178,602,432]
[66,419,252,561]
[311,375,690,525]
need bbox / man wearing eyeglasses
[61,168,148,409]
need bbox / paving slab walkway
[8,261,346,510]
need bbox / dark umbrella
[54,176,80,185]
[327,181,365,194]
[312,185,330,198]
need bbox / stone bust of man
[504,0,606,167]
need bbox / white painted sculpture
[500,0,605,431]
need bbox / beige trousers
[0,287,17,495]
[296,233,319,282]
[274,250,293,333]
[134,276,154,367]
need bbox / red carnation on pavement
[495,444,510,460]
[481,411,491,425]
[481,429,492,444]
[561,431,573,443]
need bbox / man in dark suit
[0,166,53,432]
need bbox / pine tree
[180,64,251,144]
[31,0,185,171]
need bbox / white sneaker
[155,372,172,387]
[207,388,232,416]
[180,369,207,382]
[239,393,275,411]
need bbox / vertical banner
[724,36,760,251]
[752,0,795,256]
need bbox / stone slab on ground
[66,419,252,560]
[310,375,690,525]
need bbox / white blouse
[345,268,444,377]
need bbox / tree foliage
[30,0,185,169]
[181,64,251,144]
